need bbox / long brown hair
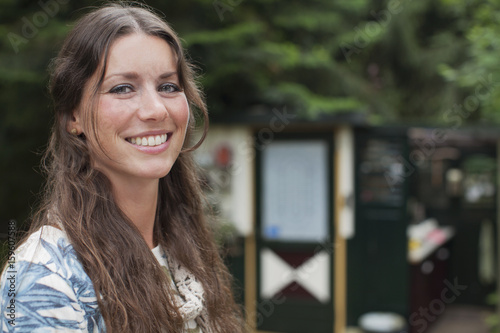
[27,3,243,332]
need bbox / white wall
[195,125,254,236]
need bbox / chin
[139,172,168,180]
[150,167,174,180]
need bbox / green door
[347,127,410,325]
[256,132,334,333]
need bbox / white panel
[230,127,254,236]
[194,126,253,236]
[260,249,331,303]
[262,141,329,242]
[260,248,294,299]
[337,126,355,239]
[295,251,331,303]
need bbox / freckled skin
[79,33,189,185]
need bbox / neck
[111,178,159,249]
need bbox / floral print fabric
[1,226,204,332]
[1,226,104,332]
[151,246,202,333]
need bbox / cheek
[172,96,190,132]
[85,101,116,157]
[96,98,130,135]
[97,99,117,124]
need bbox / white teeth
[127,134,168,147]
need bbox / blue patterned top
[1,226,204,332]
[0,226,105,333]
[1,226,104,332]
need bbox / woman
[1,3,243,332]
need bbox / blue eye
[109,84,133,94]
[159,83,181,93]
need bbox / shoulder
[10,226,89,284]
[1,226,104,332]
[16,225,74,263]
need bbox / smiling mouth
[126,134,168,147]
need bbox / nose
[138,88,168,121]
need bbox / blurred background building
[195,115,498,333]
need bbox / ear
[66,108,84,135]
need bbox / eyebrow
[103,71,178,81]
[159,72,178,79]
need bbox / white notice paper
[262,140,329,242]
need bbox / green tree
[438,0,500,123]
[163,0,483,125]
[0,0,496,231]
[0,0,73,228]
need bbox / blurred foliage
[1,0,499,229]
[438,0,500,123]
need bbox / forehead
[104,33,177,75]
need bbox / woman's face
[75,33,189,186]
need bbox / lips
[126,133,168,147]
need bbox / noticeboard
[261,140,329,242]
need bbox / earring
[71,129,78,135]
